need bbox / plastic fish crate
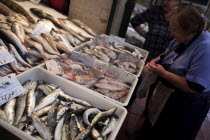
[73,35,146,77]
[0,67,127,140]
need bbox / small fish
[91,128,103,140]
[83,108,101,125]
[11,21,25,43]
[54,116,65,140]
[0,22,11,30]
[56,41,72,54]
[0,109,7,121]
[47,102,59,133]
[69,114,78,140]
[0,2,15,16]
[4,98,16,124]
[34,105,52,117]
[56,106,68,120]
[102,116,117,136]
[37,84,54,95]
[7,14,30,27]
[33,88,61,112]
[31,114,53,140]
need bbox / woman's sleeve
[130,7,152,29]
[186,42,210,91]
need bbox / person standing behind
[130,0,180,61]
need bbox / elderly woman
[140,5,210,140]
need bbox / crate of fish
[0,67,127,140]
[73,35,146,77]
[41,52,139,106]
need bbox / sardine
[54,116,65,140]
[0,28,27,56]
[102,116,117,136]
[92,128,103,140]
[69,114,78,140]
[34,105,52,117]
[7,14,30,27]
[47,102,59,133]
[41,33,59,53]
[11,21,25,43]
[14,80,32,126]
[4,98,16,124]
[33,88,61,112]
[38,84,53,95]
[1,0,35,23]
[0,109,7,121]
[56,106,68,120]
[56,41,72,54]
[74,126,92,140]
[31,114,53,140]
[0,22,11,30]
[71,19,96,37]
[62,119,70,140]
[26,81,38,117]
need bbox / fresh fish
[59,90,91,106]
[11,21,25,43]
[83,108,101,125]
[40,116,48,122]
[74,126,92,140]
[71,75,97,85]
[33,88,61,112]
[31,114,53,140]
[56,41,72,54]
[23,26,33,35]
[26,81,38,117]
[34,105,52,117]
[95,83,128,91]
[56,106,68,120]
[92,128,103,140]
[9,55,29,73]
[102,116,117,136]
[7,14,30,27]
[62,119,70,140]
[0,22,11,30]
[69,114,78,140]
[29,34,60,55]
[0,109,7,121]
[68,29,86,42]
[54,116,65,140]
[41,33,59,53]
[47,102,59,133]
[30,8,62,28]
[58,19,94,39]
[28,48,60,60]
[110,90,129,100]
[64,31,77,46]
[75,115,84,132]
[0,28,27,56]
[4,98,16,124]
[14,80,32,126]
[9,44,32,68]
[0,2,15,16]
[24,40,48,61]
[1,0,35,23]
[38,84,53,95]
[71,19,96,37]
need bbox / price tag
[46,60,64,75]
[0,46,14,66]
[0,74,24,106]
[108,34,125,46]
[33,21,52,35]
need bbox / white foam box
[73,38,145,77]
[0,67,127,140]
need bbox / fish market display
[53,61,131,102]
[77,44,141,74]
[0,80,118,140]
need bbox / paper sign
[33,21,52,35]
[108,34,125,46]
[0,74,24,105]
[0,46,14,66]
[46,60,64,74]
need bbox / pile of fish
[77,45,140,74]
[0,1,96,76]
[57,61,131,102]
[0,80,118,140]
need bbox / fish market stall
[0,67,127,140]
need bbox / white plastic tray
[0,67,127,140]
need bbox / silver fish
[95,83,128,91]
[4,98,16,124]
[38,84,53,95]
[29,34,60,55]
[54,116,65,140]
[0,28,27,56]
[0,109,7,121]
[28,48,60,60]
[14,80,32,126]
[59,90,91,106]
[102,116,117,136]
[83,108,101,125]
[71,19,96,37]
[92,128,103,140]
[56,106,68,120]
[41,33,59,53]
[23,26,33,35]
[58,19,94,39]
[31,114,53,140]
[9,44,32,68]
[7,14,29,27]
[26,81,38,117]
[11,21,25,43]
[47,102,59,133]
[0,22,11,30]
[56,41,72,54]
[33,88,61,112]
[40,116,48,122]
[34,105,52,117]
[70,114,78,140]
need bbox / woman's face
[162,0,179,13]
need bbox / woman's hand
[146,63,167,77]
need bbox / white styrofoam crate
[0,67,127,140]
[73,37,146,77]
